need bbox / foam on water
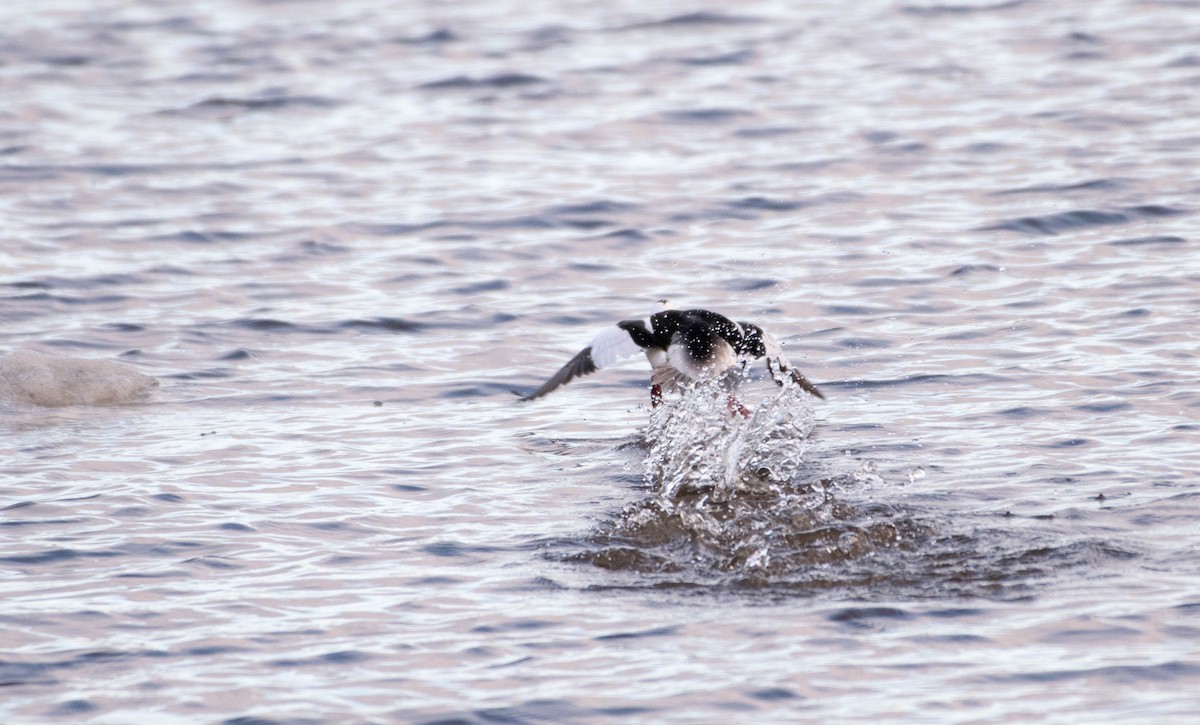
[0,349,158,407]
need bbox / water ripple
[981,205,1187,235]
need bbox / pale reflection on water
[2,0,1199,721]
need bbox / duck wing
[757,331,825,400]
[518,323,648,401]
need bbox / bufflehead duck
[519,307,823,415]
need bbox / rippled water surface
[3,0,1200,721]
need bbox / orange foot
[727,395,751,418]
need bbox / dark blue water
[2,0,1199,721]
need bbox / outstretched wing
[518,324,646,401]
[758,331,825,400]
[766,358,825,399]
[518,346,599,401]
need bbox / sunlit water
[3,0,1199,721]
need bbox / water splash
[555,376,1119,599]
[643,379,816,499]
[565,380,936,585]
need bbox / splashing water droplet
[643,379,816,501]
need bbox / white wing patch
[587,324,645,369]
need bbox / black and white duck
[519,307,823,415]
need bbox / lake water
[3,0,1199,722]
